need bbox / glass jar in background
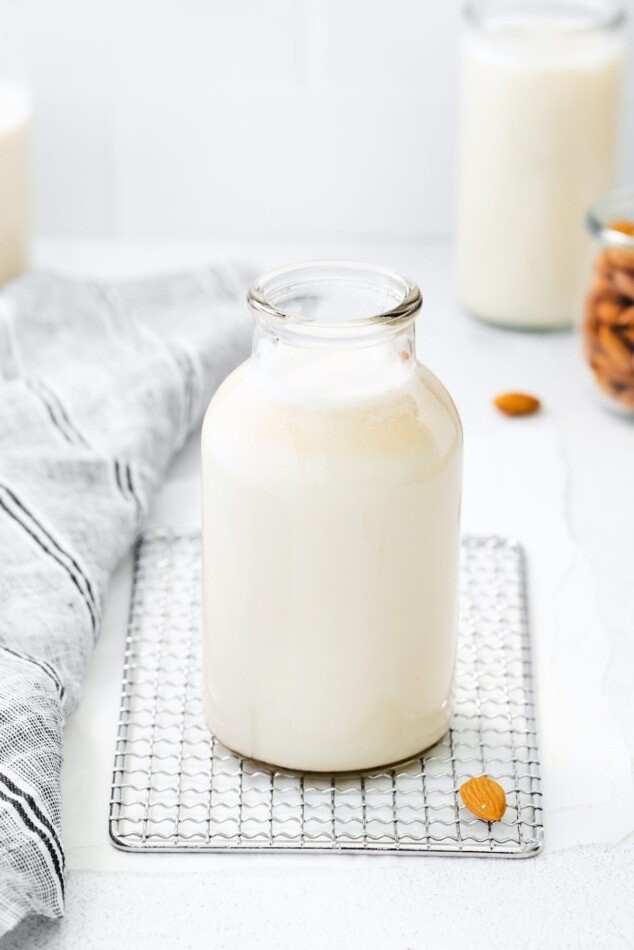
[457,0,627,330]
[0,0,30,285]
[201,262,463,772]
[581,189,634,414]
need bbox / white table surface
[3,238,633,949]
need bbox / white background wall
[16,0,634,240]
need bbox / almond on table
[493,392,541,416]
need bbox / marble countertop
[3,238,633,949]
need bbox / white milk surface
[201,352,462,771]
[457,16,625,328]
[0,82,29,285]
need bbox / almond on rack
[493,392,541,416]
[459,775,507,822]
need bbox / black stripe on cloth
[0,483,99,616]
[0,786,65,902]
[114,459,124,495]
[27,379,134,521]
[27,379,76,446]
[33,373,137,518]
[168,344,197,436]
[124,463,143,516]
[30,374,138,522]
[0,645,65,702]
[113,459,134,510]
[0,494,97,634]
[89,282,131,340]
[0,772,65,873]
[36,378,90,448]
[112,458,143,518]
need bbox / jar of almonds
[582,189,634,414]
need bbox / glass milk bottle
[0,0,30,285]
[201,262,463,772]
[457,0,626,329]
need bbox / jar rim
[247,260,422,338]
[587,187,634,246]
[463,0,626,34]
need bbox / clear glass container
[201,261,463,772]
[580,188,634,414]
[0,0,30,285]
[457,0,627,329]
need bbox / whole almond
[620,326,634,347]
[597,325,633,376]
[459,775,507,822]
[493,392,541,416]
[591,350,633,384]
[596,299,623,324]
[614,306,634,328]
[589,273,618,299]
[605,246,634,271]
[610,220,634,238]
[612,268,634,300]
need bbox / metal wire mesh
[109,532,543,857]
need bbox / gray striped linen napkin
[0,268,251,935]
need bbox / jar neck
[464,0,625,34]
[246,261,423,403]
[250,319,418,405]
[587,187,634,245]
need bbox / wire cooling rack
[109,532,542,857]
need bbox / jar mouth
[464,0,626,34]
[247,261,422,339]
[587,187,634,246]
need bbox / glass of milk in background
[0,0,30,286]
[457,0,627,330]
[201,262,463,772]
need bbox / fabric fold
[0,268,251,935]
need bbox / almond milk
[458,5,626,328]
[201,263,462,772]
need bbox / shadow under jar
[201,262,463,772]
[581,189,634,414]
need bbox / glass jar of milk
[458,0,626,329]
[0,1,30,285]
[201,262,463,772]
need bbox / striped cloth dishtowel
[0,268,251,936]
